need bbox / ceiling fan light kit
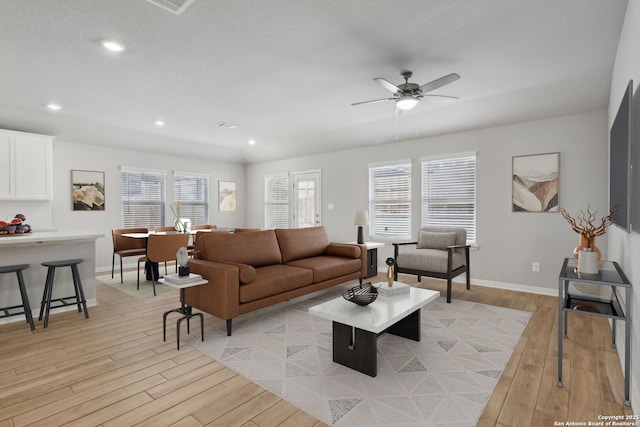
[395,95,419,110]
[353,70,460,110]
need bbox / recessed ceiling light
[46,103,62,111]
[155,120,165,127]
[248,139,256,145]
[101,40,125,52]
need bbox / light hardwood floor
[0,273,634,426]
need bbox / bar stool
[39,259,89,328]
[0,264,35,331]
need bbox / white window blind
[368,162,411,240]
[421,154,476,244]
[265,174,289,229]
[121,167,166,229]
[173,172,209,225]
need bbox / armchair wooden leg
[446,278,452,303]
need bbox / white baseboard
[384,267,557,297]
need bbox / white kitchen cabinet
[0,129,53,200]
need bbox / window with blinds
[265,174,289,229]
[368,162,412,240]
[173,172,209,225]
[421,154,477,244]
[121,167,166,229]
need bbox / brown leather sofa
[184,226,366,335]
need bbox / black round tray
[342,282,378,306]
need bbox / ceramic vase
[573,234,601,261]
[577,248,599,274]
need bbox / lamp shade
[395,95,419,110]
[353,210,369,226]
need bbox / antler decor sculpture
[559,205,615,260]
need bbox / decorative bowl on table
[342,282,378,306]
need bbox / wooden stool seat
[39,259,89,328]
[0,264,35,331]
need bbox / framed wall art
[218,180,237,211]
[71,169,105,211]
[512,152,559,212]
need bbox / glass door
[292,171,321,228]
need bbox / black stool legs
[39,259,89,328]
[0,264,35,331]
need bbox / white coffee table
[309,283,439,376]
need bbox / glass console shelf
[557,257,632,407]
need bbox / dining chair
[112,228,149,283]
[187,224,216,254]
[137,233,190,296]
[155,226,180,273]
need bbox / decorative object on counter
[71,170,105,211]
[169,201,191,233]
[0,214,32,235]
[176,247,190,276]
[512,152,559,212]
[386,257,395,287]
[559,204,615,261]
[218,180,237,212]
[352,210,369,244]
[342,282,378,306]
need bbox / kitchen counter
[0,230,104,326]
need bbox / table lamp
[352,210,368,244]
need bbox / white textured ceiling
[0,0,628,164]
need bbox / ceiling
[0,0,629,164]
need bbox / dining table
[120,230,209,281]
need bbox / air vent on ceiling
[146,0,194,15]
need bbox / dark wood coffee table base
[332,309,421,377]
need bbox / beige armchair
[393,226,470,303]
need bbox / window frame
[264,173,290,229]
[120,166,166,229]
[368,160,412,241]
[172,171,210,226]
[420,153,477,245]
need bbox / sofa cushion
[397,249,465,273]
[218,260,256,284]
[286,256,362,283]
[239,264,313,303]
[201,230,282,267]
[275,226,330,263]
[417,231,456,250]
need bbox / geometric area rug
[188,287,531,426]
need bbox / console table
[557,257,632,406]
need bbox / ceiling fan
[352,71,460,110]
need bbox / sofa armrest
[327,243,361,259]
[327,242,366,278]
[184,259,240,320]
[217,260,256,284]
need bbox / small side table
[350,241,385,279]
[557,257,632,406]
[160,278,207,350]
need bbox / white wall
[247,110,609,295]
[49,140,246,272]
[608,0,640,411]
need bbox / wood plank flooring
[0,273,634,426]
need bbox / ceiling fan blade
[374,78,401,94]
[419,73,460,93]
[351,98,395,106]
[421,94,459,104]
